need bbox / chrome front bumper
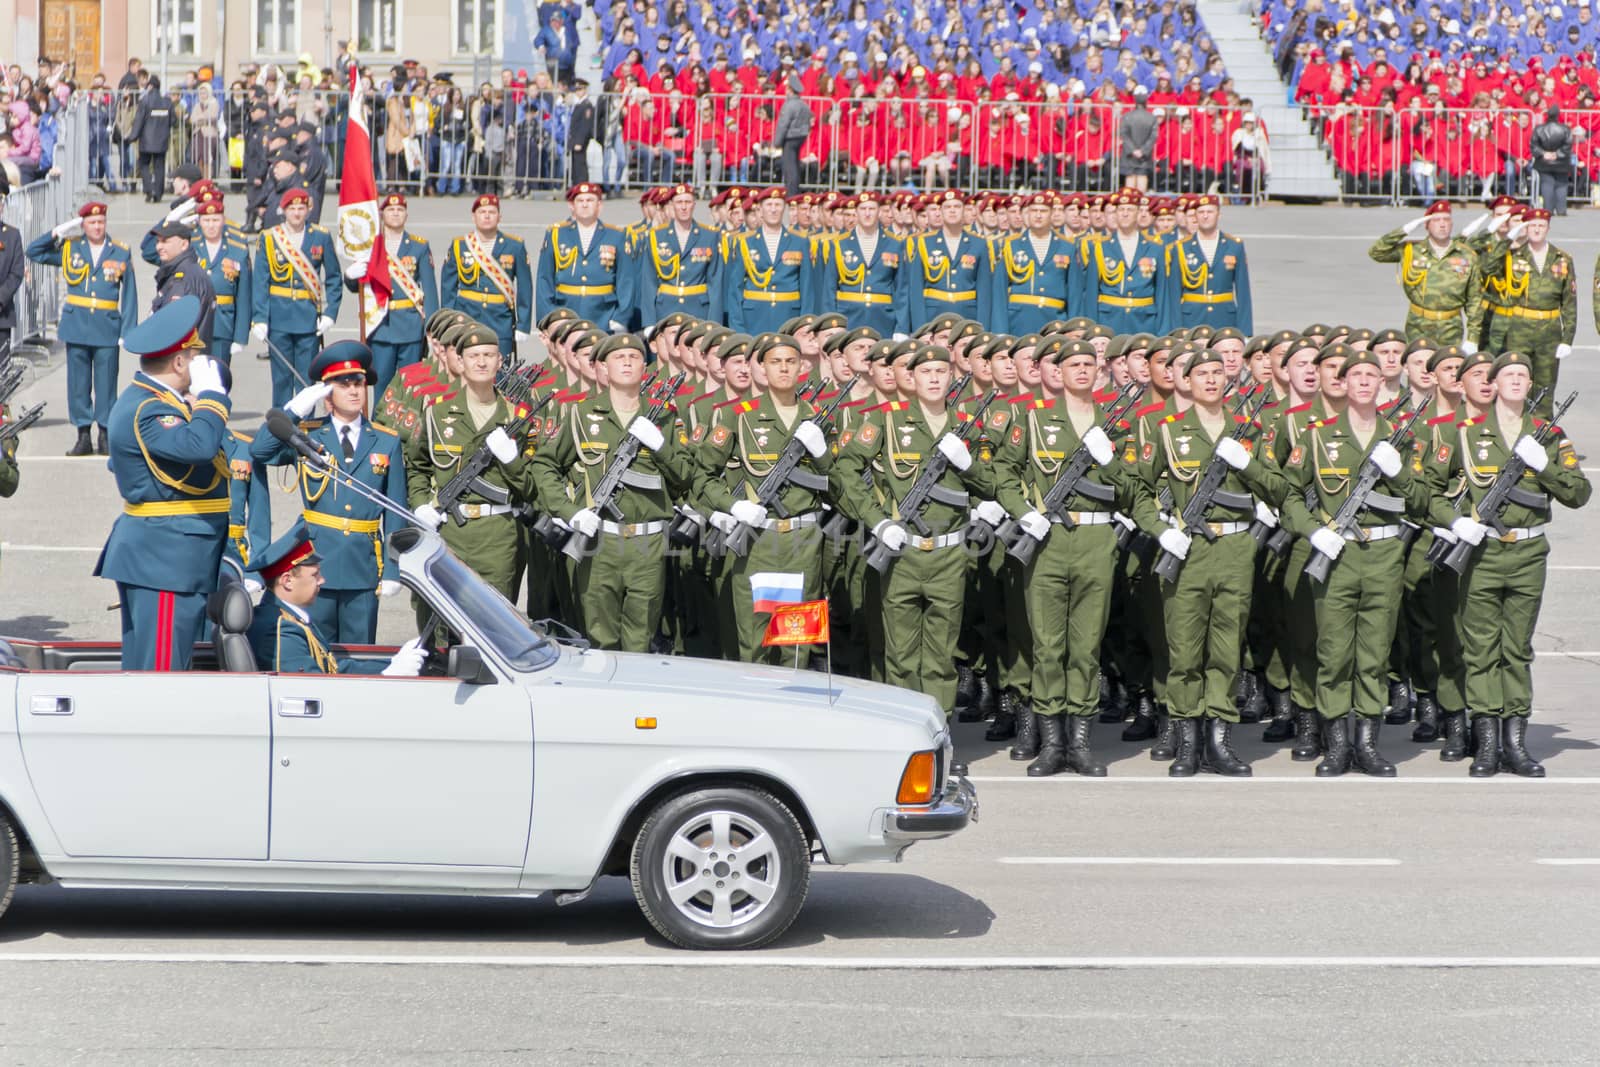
[882,776,979,840]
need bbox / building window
[355,0,400,54]
[456,0,497,55]
[256,0,300,55]
[153,0,201,57]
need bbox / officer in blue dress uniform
[1169,193,1253,334]
[990,192,1082,334]
[346,192,438,402]
[213,360,270,578]
[441,194,534,358]
[724,187,814,335]
[816,191,910,336]
[250,187,342,408]
[94,296,232,671]
[638,183,722,328]
[535,182,635,332]
[252,341,408,645]
[187,198,253,362]
[1077,188,1176,335]
[244,520,425,676]
[25,201,138,456]
[903,190,994,332]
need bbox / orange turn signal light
[635,717,657,730]
[896,751,937,805]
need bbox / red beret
[1423,199,1452,217]
[279,188,311,210]
[197,200,226,217]
[472,193,500,211]
[379,191,407,209]
[566,183,603,202]
[78,201,108,219]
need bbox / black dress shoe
[94,426,109,455]
[65,428,93,457]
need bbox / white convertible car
[0,527,974,949]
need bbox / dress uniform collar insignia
[1092,387,1120,404]
[1286,402,1313,414]
[1135,400,1166,418]
[1426,412,1457,426]
[1462,415,1486,426]
[1309,414,1341,429]
[1007,393,1036,405]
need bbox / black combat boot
[1168,718,1201,777]
[1439,710,1470,762]
[1009,692,1039,761]
[65,427,93,457]
[1122,689,1158,741]
[978,671,1000,719]
[1412,691,1441,742]
[1202,718,1252,777]
[1098,672,1127,723]
[1261,686,1294,742]
[1353,716,1397,777]
[1290,705,1322,761]
[955,664,982,722]
[1500,715,1545,778]
[1384,678,1413,725]
[1316,715,1351,777]
[1238,670,1266,724]
[94,425,109,455]
[1027,714,1068,777]
[1468,715,1501,777]
[1150,709,1178,761]
[983,685,1016,742]
[1064,716,1107,777]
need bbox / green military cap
[890,339,921,361]
[593,333,649,362]
[1043,338,1097,363]
[1279,335,1317,365]
[1124,333,1155,354]
[1406,335,1439,356]
[1178,344,1223,376]
[442,320,483,350]
[750,332,803,363]
[826,325,881,354]
[1425,345,1467,372]
[425,308,460,337]
[908,344,952,368]
[435,310,473,341]
[982,335,1017,360]
[1325,325,1352,341]
[1062,316,1095,333]
[1315,341,1357,365]
[949,319,986,345]
[1334,349,1383,377]
[778,314,817,335]
[866,339,900,364]
[1210,326,1246,346]
[455,322,501,353]
[965,332,996,358]
[1457,349,1495,376]
[1266,328,1300,350]
[679,320,712,348]
[655,311,694,332]
[1490,350,1533,378]
[701,326,734,353]
[1302,322,1332,337]
[1168,327,1190,341]
[1243,334,1268,358]
[571,327,607,355]
[1371,328,1407,347]
[925,312,962,335]
[1345,327,1375,346]
[1084,323,1115,341]
[716,333,753,361]
[1104,335,1130,360]
[1033,336,1068,362]
[548,317,590,343]
[537,307,579,332]
[1010,333,1044,356]
[813,312,848,332]
[1038,319,1071,336]
[1146,335,1176,352]
[1188,324,1216,341]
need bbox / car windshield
[423,550,558,673]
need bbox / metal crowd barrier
[4,98,88,348]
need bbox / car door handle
[29,695,73,716]
[277,698,322,718]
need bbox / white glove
[709,511,736,534]
[381,636,427,677]
[243,576,264,598]
[873,519,908,552]
[936,433,971,471]
[1114,511,1136,533]
[1460,339,1477,356]
[1081,425,1114,466]
[1215,436,1250,470]
[569,508,602,537]
[251,322,269,342]
[164,197,197,224]
[1514,435,1548,473]
[1254,500,1279,528]
[973,500,1007,526]
[1158,527,1191,560]
[378,580,402,598]
[1461,211,1492,238]
[1019,510,1051,541]
[51,217,83,240]
[188,355,226,397]
[514,330,531,343]
[1309,527,1345,560]
[627,417,664,450]
[1431,525,1458,544]
[730,499,769,527]
[315,315,334,336]
[485,426,519,464]
[676,504,705,527]
[1370,440,1402,478]
[793,420,827,458]
[230,342,244,358]
[1401,214,1429,235]
[1556,343,1572,361]
[1506,221,1528,243]
[1451,516,1488,545]
[607,320,627,333]
[285,381,333,417]
[413,504,444,530]
[344,260,366,281]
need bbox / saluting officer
[1170,194,1253,333]
[639,183,723,327]
[253,342,408,645]
[1480,208,1577,417]
[26,202,138,457]
[725,187,813,335]
[443,194,534,358]
[346,192,438,402]
[94,296,233,671]
[1368,200,1483,346]
[903,190,994,332]
[251,187,342,408]
[186,197,253,363]
[535,182,633,334]
[816,192,909,337]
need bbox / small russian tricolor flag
[749,572,805,614]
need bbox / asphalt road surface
[1,194,1598,1062]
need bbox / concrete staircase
[1197,0,1342,200]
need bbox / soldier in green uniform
[1367,200,1484,347]
[1480,208,1577,418]
[831,345,996,717]
[530,334,699,652]
[1128,347,1286,776]
[1386,337,1444,738]
[1279,347,1432,776]
[1422,351,1591,777]
[0,404,19,501]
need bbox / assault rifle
[436,390,558,526]
[0,402,46,448]
[1424,386,1550,568]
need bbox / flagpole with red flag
[336,60,393,365]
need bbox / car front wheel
[0,811,17,923]
[630,787,810,950]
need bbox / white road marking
[998,856,1400,866]
[0,543,102,553]
[967,775,1600,784]
[1535,858,1600,866]
[0,952,1597,969]
[1548,567,1600,571]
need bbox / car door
[14,673,272,859]
[267,672,534,871]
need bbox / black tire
[0,811,17,923]
[630,787,809,950]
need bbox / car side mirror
[446,645,496,685]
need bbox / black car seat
[207,563,258,673]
